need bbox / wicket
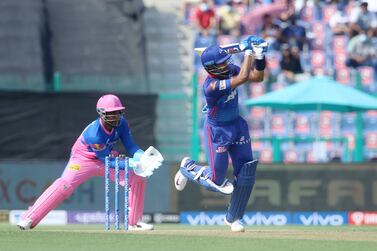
[105,155,129,231]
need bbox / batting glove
[239,35,265,51]
[252,42,268,60]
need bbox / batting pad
[226,160,258,223]
[128,174,146,225]
[23,178,73,228]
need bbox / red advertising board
[349,212,377,225]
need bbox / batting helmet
[201,45,233,78]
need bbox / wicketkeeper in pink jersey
[17,94,163,230]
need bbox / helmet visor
[98,109,125,127]
[206,58,234,77]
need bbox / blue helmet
[201,45,233,78]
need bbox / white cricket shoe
[128,221,154,231]
[174,157,190,191]
[17,218,33,230]
[174,170,188,191]
[224,218,245,232]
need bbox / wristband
[255,58,266,71]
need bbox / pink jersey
[71,117,139,162]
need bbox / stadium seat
[322,5,337,22]
[359,66,376,93]
[251,141,263,153]
[311,22,325,50]
[270,113,288,137]
[250,82,265,98]
[249,107,266,119]
[334,51,347,69]
[311,50,325,71]
[320,111,335,138]
[283,149,299,163]
[336,68,352,85]
[365,132,377,150]
[333,35,347,53]
[306,150,317,163]
[294,112,312,137]
[259,148,273,163]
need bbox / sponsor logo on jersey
[219,80,226,90]
[91,144,106,151]
[224,90,237,103]
[235,136,251,144]
[68,164,81,171]
[215,146,227,153]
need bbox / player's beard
[102,114,122,127]
[207,63,234,79]
[215,64,234,79]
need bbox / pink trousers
[22,157,146,228]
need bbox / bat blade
[194,42,268,56]
[194,43,242,56]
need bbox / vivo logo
[184,212,288,226]
[244,213,287,226]
[299,212,344,226]
[186,213,225,225]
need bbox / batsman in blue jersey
[175,36,268,232]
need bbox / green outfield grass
[1,223,376,251]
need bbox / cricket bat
[194,42,268,56]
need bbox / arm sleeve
[119,119,140,157]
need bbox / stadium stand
[0,0,45,91]
[47,0,148,92]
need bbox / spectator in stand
[329,4,350,35]
[349,0,377,34]
[281,15,307,51]
[182,0,201,25]
[279,44,304,83]
[346,27,377,70]
[276,8,294,29]
[194,0,217,36]
[258,14,282,51]
[217,0,242,37]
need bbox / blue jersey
[203,65,241,125]
[71,117,139,163]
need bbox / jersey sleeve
[118,118,140,157]
[204,78,232,98]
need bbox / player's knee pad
[54,178,74,199]
[236,159,258,187]
[226,159,258,222]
